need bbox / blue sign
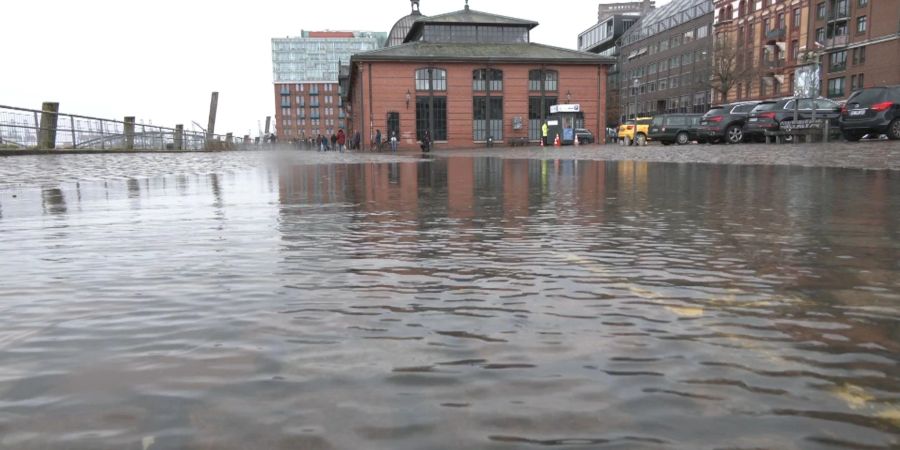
[563,128,574,141]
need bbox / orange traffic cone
[574,134,580,146]
[554,134,561,147]
[540,136,544,148]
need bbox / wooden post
[174,124,184,150]
[38,102,59,149]
[264,116,271,136]
[206,92,219,145]
[124,117,135,150]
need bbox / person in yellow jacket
[541,122,549,146]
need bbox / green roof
[351,42,615,64]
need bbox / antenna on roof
[465,0,469,11]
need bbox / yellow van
[617,117,653,146]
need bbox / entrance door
[387,112,400,140]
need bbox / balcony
[829,9,849,21]
[766,27,786,42]
[766,59,785,69]
[826,35,848,47]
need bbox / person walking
[375,129,382,152]
[541,122,549,147]
[390,130,398,152]
[337,129,346,153]
[421,129,431,152]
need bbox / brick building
[618,0,714,120]
[346,4,613,150]
[272,30,385,141]
[810,0,900,99]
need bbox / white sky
[1,0,664,136]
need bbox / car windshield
[751,103,776,113]
[847,89,886,106]
[703,107,725,117]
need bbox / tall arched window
[414,67,448,141]
[472,69,504,141]
[527,69,559,141]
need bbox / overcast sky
[1,0,664,136]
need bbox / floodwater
[0,152,898,449]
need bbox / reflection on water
[0,156,898,449]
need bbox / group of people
[283,128,436,153]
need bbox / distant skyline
[1,0,669,136]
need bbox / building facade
[713,0,812,102]
[346,4,612,150]
[618,0,714,119]
[811,0,900,99]
[272,31,385,141]
[578,1,653,127]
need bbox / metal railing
[0,104,243,151]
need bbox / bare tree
[708,34,759,103]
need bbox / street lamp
[405,89,411,109]
[566,90,572,104]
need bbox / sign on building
[550,104,581,114]
[794,64,820,98]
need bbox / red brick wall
[354,61,608,150]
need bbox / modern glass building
[272,30,386,141]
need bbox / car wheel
[676,132,689,145]
[635,133,647,146]
[889,119,900,140]
[726,125,743,144]
[842,131,863,142]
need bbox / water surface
[0,153,898,449]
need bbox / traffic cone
[540,136,544,148]
[574,134,580,146]
[554,134,561,147]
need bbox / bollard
[823,120,830,143]
[174,124,184,150]
[38,102,60,149]
[124,117,135,150]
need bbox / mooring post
[174,124,184,150]
[124,116,135,150]
[206,92,219,148]
[225,132,233,149]
[38,102,60,149]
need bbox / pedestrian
[390,130,398,152]
[330,133,337,151]
[420,129,431,152]
[353,131,361,151]
[542,122,549,147]
[337,129,346,153]
[375,129,382,152]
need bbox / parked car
[617,117,653,146]
[744,97,842,141]
[648,113,703,145]
[575,128,595,144]
[698,102,760,144]
[840,85,900,141]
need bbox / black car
[648,114,703,145]
[744,97,842,141]
[698,101,760,144]
[575,128,595,144]
[840,85,900,141]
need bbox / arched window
[472,69,503,91]
[528,69,558,91]
[415,68,447,91]
[739,0,746,17]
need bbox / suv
[617,117,653,146]
[744,97,842,141]
[840,86,900,141]
[698,102,760,144]
[575,128,595,144]
[648,114,703,145]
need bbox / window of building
[793,8,801,27]
[857,16,867,33]
[830,50,847,72]
[310,97,319,107]
[527,96,557,140]
[472,97,503,141]
[281,97,291,107]
[299,97,305,107]
[683,30,694,43]
[858,0,867,6]
[310,85,319,95]
[791,39,799,61]
[282,107,291,117]
[416,96,447,141]
[660,39,669,51]
[473,69,504,91]
[659,78,667,90]
[697,25,708,39]
[817,2,826,19]
[280,85,290,95]
[816,27,826,43]
[777,13,785,29]
[836,0,848,17]
[528,69,558,92]
[415,68,447,91]
[297,108,305,119]
[858,46,866,63]
[827,77,845,97]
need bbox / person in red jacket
[337,129,346,153]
